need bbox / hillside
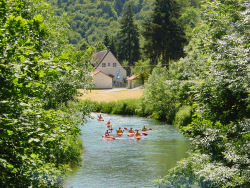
[48,0,154,45]
[48,0,200,46]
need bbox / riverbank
[80,99,192,128]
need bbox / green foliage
[81,99,141,115]
[155,151,249,188]
[0,0,91,186]
[142,0,186,67]
[155,0,250,187]
[173,105,192,128]
[47,0,200,49]
[132,60,151,84]
[117,4,140,68]
[142,65,178,122]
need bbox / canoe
[127,132,135,137]
[134,135,141,139]
[102,135,115,139]
[142,131,148,136]
[117,132,123,136]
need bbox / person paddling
[128,128,134,133]
[105,129,110,136]
[106,119,111,127]
[117,127,123,133]
[135,129,141,136]
[98,114,103,120]
[142,125,147,131]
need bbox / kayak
[106,124,111,127]
[127,132,135,137]
[142,131,148,136]
[97,118,104,121]
[102,135,115,139]
[117,132,123,136]
[134,135,141,139]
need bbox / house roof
[91,50,109,68]
[127,74,139,81]
[92,70,113,79]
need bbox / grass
[78,88,143,102]
[81,99,141,115]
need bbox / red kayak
[117,132,123,136]
[106,124,111,127]
[97,118,104,121]
[134,135,141,139]
[127,132,135,137]
[142,131,148,136]
[102,135,115,139]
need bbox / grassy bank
[81,99,192,128]
[82,99,141,115]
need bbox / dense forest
[1,0,249,187]
[47,0,200,46]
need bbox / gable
[91,50,109,68]
[96,50,126,72]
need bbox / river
[64,113,189,188]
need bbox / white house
[92,70,113,89]
[91,50,127,89]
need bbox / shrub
[111,101,125,114]
[173,105,192,128]
[100,102,115,114]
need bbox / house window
[108,63,110,66]
[113,63,116,67]
[102,63,106,67]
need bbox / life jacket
[117,129,123,133]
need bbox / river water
[64,113,189,188]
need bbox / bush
[111,101,125,114]
[81,99,141,116]
[100,102,115,113]
[173,105,192,128]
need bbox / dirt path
[78,87,144,102]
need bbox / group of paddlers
[97,114,150,139]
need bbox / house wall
[93,72,112,89]
[96,52,127,83]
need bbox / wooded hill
[47,0,200,46]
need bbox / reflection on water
[64,113,189,188]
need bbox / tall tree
[103,33,110,48]
[117,4,140,70]
[142,0,186,68]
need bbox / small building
[91,50,127,89]
[92,70,113,89]
[127,74,140,89]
